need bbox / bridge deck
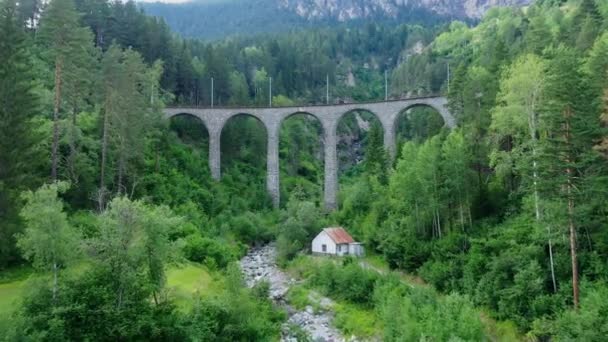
[166,94,443,110]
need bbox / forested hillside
[141,0,451,39]
[140,0,531,39]
[1,0,608,340]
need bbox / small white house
[312,227,365,257]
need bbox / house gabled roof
[323,227,355,244]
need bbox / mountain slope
[140,0,532,39]
[278,0,531,20]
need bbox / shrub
[533,281,608,340]
[185,280,283,341]
[183,235,236,269]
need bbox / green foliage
[0,0,44,269]
[183,264,283,341]
[286,284,312,310]
[280,114,323,202]
[17,182,80,272]
[291,257,486,340]
[333,302,380,338]
[309,261,378,305]
[276,197,325,264]
[333,2,608,336]
[363,122,388,184]
[533,281,608,340]
[11,268,187,341]
[376,287,485,341]
[183,235,236,269]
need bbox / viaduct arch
[165,96,454,210]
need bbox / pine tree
[571,0,603,50]
[98,44,163,208]
[525,12,552,54]
[37,0,95,181]
[0,0,43,268]
[363,121,388,184]
[229,71,250,105]
[98,44,123,210]
[541,46,605,308]
[594,86,608,157]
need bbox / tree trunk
[568,186,579,308]
[533,148,558,294]
[117,143,125,194]
[52,262,58,302]
[68,106,78,183]
[51,57,63,181]
[459,203,465,232]
[564,106,579,308]
[99,107,109,211]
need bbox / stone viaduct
[164,96,454,210]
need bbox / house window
[322,244,327,252]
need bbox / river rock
[240,244,346,342]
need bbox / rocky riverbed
[240,245,348,342]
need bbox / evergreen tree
[541,46,605,307]
[98,44,122,210]
[525,11,553,54]
[229,71,250,105]
[363,121,388,184]
[98,44,164,207]
[571,0,603,50]
[595,85,608,157]
[0,0,43,268]
[37,0,95,181]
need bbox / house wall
[336,243,350,256]
[349,243,365,257]
[312,231,336,254]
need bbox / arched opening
[336,109,384,179]
[169,114,210,153]
[149,114,212,208]
[279,112,324,205]
[220,114,269,208]
[395,105,445,147]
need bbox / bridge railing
[165,94,444,110]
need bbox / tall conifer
[0,0,43,268]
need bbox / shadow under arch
[336,108,384,177]
[219,114,270,210]
[278,111,325,205]
[220,112,268,171]
[394,104,446,147]
[168,112,210,149]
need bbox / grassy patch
[285,255,319,279]
[0,279,26,319]
[333,301,382,339]
[0,263,216,319]
[362,253,390,272]
[286,284,312,310]
[480,312,521,341]
[166,263,216,310]
[0,266,32,327]
[0,274,29,337]
[0,266,33,284]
